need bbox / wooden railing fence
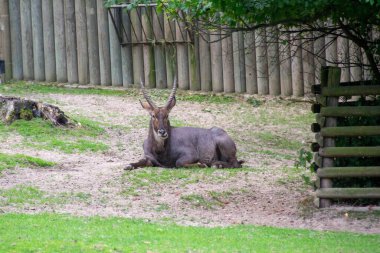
[311,66,380,207]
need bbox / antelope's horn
[165,77,177,108]
[140,78,157,109]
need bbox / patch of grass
[0,186,92,207]
[0,185,65,206]
[255,131,303,150]
[277,167,314,189]
[154,203,170,212]
[0,213,379,253]
[0,153,55,171]
[181,191,233,210]
[121,168,250,196]
[0,81,135,97]
[0,118,108,154]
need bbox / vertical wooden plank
[53,0,67,82]
[153,10,166,88]
[244,31,257,94]
[256,28,268,95]
[302,32,315,95]
[108,9,122,86]
[164,14,176,88]
[279,32,292,96]
[65,0,78,83]
[76,0,89,84]
[176,20,189,90]
[291,32,304,97]
[222,34,234,93]
[0,0,12,80]
[9,0,23,79]
[130,9,143,85]
[210,31,223,92]
[20,0,34,80]
[121,10,133,87]
[199,32,212,91]
[141,7,155,88]
[97,0,111,86]
[42,0,56,82]
[325,34,337,67]
[86,0,100,85]
[314,31,326,84]
[233,31,246,93]
[337,37,350,82]
[267,27,280,95]
[189,32,200,91]
[31,0,45,81]
[320,66,341,208]
[349,41,362,81]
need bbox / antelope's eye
[152,115,156,119]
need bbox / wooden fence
[311,66,380,208]
[0,1,372,96]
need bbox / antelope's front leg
[124,158,153,171]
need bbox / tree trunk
[0,96,71,126]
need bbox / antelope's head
[140,78,177,140]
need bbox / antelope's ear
[166,96,176,112]
[140,100,153,113]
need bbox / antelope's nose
[158,129,167,136]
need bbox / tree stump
[0,95,71,125]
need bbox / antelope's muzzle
[158,129,168,139]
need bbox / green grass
[121,167,250,196]
[0,185,92,207]
[0,153,55,171]
[255,131,303,150]
[0,118,108,154]
[0,213,379,253]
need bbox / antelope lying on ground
[125,80,243,170]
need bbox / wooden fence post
[153,10,166,88]
[267,27,280,95]
[42,0,56,82]
[233,31,246,93]
[20,0,34,80]
[31,0,45,81]
[279,32,292,96]
[302,32,315,95]
[141,7,155,88]
[176,20,189,90]
[337,37,350,82]
[97,0,111,86]
[108,8,122,86]
[189,31,201,91]
[86,0,100,85]
[256,28,269,95]
[53,0,67,82]
[210,31,223,92]
[130,9,144,85]
[121,10,133,87]
[164,15,176,88]
[291,31,304,97]
[199,32,212,91]
[222,34,234,93]
[244,31,257,94]
[65,0,78,84]
[9,0,23,80]
[0,0,12,80]
[76,0,89,84]
[320,66,341,208]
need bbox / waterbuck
[125,80,243,170]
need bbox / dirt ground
[0,91,379,234]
